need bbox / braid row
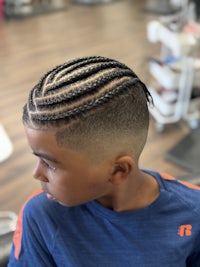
[40,56,127,90]
[23,56,152,126]
[29,78,139,124]
[43,61,129,93]
[36,69,134,107]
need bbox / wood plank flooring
[0,0,195,213]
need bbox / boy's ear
[109,156,135,185]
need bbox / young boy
[8,56,200,266]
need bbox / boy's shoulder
[22,189,48,213]
[160,172,200,192]
[145,170,200,211]
[158,171,200,213]
[22,189,63,219]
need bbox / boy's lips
[42,186,57,201]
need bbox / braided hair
[23,56,152,161]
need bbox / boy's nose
[33,160,49,183]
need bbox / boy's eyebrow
[32,152,60,164]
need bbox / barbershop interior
[0,0,200,264]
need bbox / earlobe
[109,156,134,185]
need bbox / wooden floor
[0,0,194,214]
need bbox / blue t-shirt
[8,170,200,266]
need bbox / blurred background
[0,0,200,216]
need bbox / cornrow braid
[23,56,152,127]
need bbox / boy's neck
[97,171,160,212]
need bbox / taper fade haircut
[23,56,152,162]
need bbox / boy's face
[24,127,114,207]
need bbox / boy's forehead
[25,127,64,158]
[24,126,92,164]
[24,126,56,141]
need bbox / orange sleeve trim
[13,188,43,260]
[161,173,176,181]
[177,180,200,190]
[161,172,200,190]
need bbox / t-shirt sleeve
[8,189,56,267]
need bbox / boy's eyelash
[41,160,56,171]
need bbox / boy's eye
[41,159,56,172]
